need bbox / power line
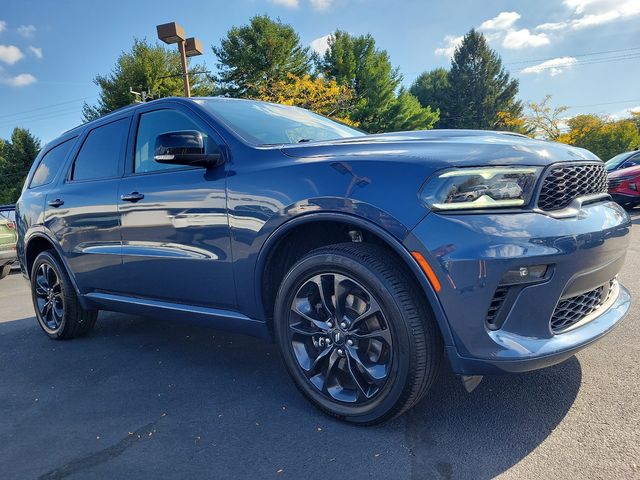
[505,46,640,66]
[516,53,640,73]
[0,96,96,120]
[0,109,83,129]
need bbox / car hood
[280,130,599,167]
[608,164,640,178]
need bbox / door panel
[117,168,235,308]
[115,106,235,309]
[44,117,128,293]
[45,179,122,292]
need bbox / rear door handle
[121,192,145,202]
[47,199,64,208]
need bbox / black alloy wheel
[34,262,65,331]
[288,272,393,403]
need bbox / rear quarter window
[30,138,75,188]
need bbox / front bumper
[406,200,632,375]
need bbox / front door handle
[47,199,64,208]
[121,192,145,202]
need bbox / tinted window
[196,99,365,145]
[30,138,75,188]
[71,118,129,181]
[135,110,205,173]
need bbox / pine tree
[213,15,312,97]
[410,68,449,119]
[321,31,438,132]
[441,29,522,129]
[0,128,41,204]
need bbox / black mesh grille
[487,286,509,327]
[538,163,608,211]
[550,280,614,333]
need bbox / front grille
[538,163,608,211]
[550,280,615,333]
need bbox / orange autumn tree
[252,73,357,126]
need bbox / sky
[0,0,639,144]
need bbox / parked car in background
[0,206,17,280]
[488,181,522,199]
[605,150,640,172]
[608,164,640,209]
[15,97,632,424]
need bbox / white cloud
[434,35,463,59]
[0,21,6,33]
[310,34,331,56]
[0,72,37,87]
[503,29,550,49]
[28,46,43,59]
[536,0,640,31]
[479,12,521,31]
[521,57,577,76]
[310,0,333,10]
[269,0,299,7]
[609,105,640,120]
[0,45,24,64]
[17,24,36,38]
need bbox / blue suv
[16,97,632,424]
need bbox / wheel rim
[34,263,64,331]
[288,272,393,404]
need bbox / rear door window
[30,138,75,188]
[70,118,129,181]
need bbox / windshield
[605,152,633,171]
[195,98,366,145]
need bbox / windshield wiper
[298,138,313,143]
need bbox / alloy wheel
[287,272,393,403]
[34,262,64,331]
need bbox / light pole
[156,22,204,97]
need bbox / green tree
[83,38,213,122]
[556,114,640,160]
[525,95,569,140]
[0,128,41,204]
[410,68,449,118]
[213,15,312,97]
[321,31,437,132]
[441,29,522,129]
[385,88,439,131]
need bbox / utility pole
[156,22,204,98]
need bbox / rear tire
[274,243,442,424]
[0,264,10,280]
[30,250,98,340]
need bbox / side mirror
[154,131,224,169]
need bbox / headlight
[421,167,542,211]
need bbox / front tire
[30,250,98,340]
[274,243,442,424]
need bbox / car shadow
[0,313,580,479]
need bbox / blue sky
[1,0,639,143]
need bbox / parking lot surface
[1,210,639,480]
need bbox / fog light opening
[500,264,548,286]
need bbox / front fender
[247,209,454,346]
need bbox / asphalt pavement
[1,209,639,479]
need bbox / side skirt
[83,292,271,340]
